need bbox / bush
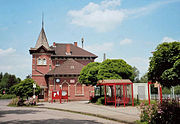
[140,100,180,123]
[0,94,16,99]
[96,97,105,105]
[8,97,19,106]
[151,100,180,123]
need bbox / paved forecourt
[37,101,140,123]
[0,100,123,124]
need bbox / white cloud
[162,36,176,42]
[119,38,132,45]
[68,0,125,32]
[68,0,180,32]
[0,48,16,56]
[0,48,31,79]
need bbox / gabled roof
[51,43,97,58]
[46,59,84,76]
[35,27,49,49]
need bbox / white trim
[62,80,70,96]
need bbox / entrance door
[138,86,145,100]
[38,89,44,99]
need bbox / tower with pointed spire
[29,17,55,100]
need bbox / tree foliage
[0,72,21,94]
[79,59,135,85]
[10,78,40,98]
[148,42,180,88]
[79,62,100,85]
[98,59,134,81]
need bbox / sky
[0,0,180,79]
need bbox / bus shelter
[97,79,134,108]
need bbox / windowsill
[37,64,47,66]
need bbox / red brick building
[29,25,97,101]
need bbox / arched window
[75,82,84,96]
[37,58,42,65]
[42,58,46,65]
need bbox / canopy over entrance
[97,79,134,107]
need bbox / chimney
[53,42,56,46]
[74,42,77,46]
[66,44,71,55]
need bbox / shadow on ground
[1,118,103,124]
[0,109,40,117]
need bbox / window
[56,61,60,66]
[70,66,74,69]
[49,65,52,71]
[37,58,42,65]
[42,58,47,65]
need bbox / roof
[46,59,84,76]
[35,27,50,50]
[97,79,133,84]
[51,43,97,58]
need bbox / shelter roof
[97,79,132,84]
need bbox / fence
[151,94,180,101]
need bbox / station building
[29,25,97,101]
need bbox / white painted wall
[133,83,150,100]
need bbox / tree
[10,78,40,99]
[132,66,140,83]
[0,72,21,94]
[78,62,100,86]
[148,42,180,88]
[98,59,135,81]
[79,59,135,85]
[139,73,148,83]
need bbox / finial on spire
[42,12,44,28]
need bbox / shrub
[140,100,180,123]
[8,97,19,106]
[151,100,180,123]
[0,94,16,99]
[96,97,105,105]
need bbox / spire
[42,12,44,29]
[35,14,49,49]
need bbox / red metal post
[160,86,162,104]
[123,84,125,107]
[131,83,134,106]
[104,85,106,105]
[148,82,151,105]
[115,84,116,108]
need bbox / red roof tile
[46,59,84,75]
[51,43,97,58]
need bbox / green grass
[0,94,16,99]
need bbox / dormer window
[56,61,60,66]
[70,65,74,69]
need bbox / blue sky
[0,0,180,79]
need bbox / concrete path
[37,101,140,123]
[0,100,124,124]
